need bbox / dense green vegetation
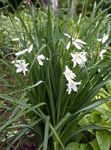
[0,0,111,149]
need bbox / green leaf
[66,142,79,150]
[79,144,92,150]
[43,116,50,150]
[96,130,110,150]
[66,142,92,150]
[90,139,100,150]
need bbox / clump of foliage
[0,0,111,149]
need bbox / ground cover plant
[0,0,111,149]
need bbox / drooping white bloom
[64,33,86,49]
[66,79,81,94]
[99,49,107,60]
[97,34,109,44]
[37,54,46,66]
[15,44,33,56]
[63,65,76,81]
[12,59,29,76]
[63,65,81,94]
[71,52,87,67]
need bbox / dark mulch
[2,141,37,150]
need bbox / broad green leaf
[79,144,92,150]
[66,142,91,150]
[90,139,100,150]
[66,142,79,150]
[96,130,110,150]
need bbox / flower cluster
[63,66,81,94]
[64,33,86,50]
[12,60,29,76]
[71,52,87,67]
[12,44,48,76]
[63,33,88,94]
[97,34,109,60]
[12,33,88,94]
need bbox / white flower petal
[13,59,29,76]
[64,33,71,38]
[37,54,46,66]
[63,66,76,81]
[102,34,109,43]
[15,49,28,56]
[28,44,33,53]
[16,68,23,73]
[71,52,87,67]
[97,34,109,44]
[66,80,81,94]
[73,41,82,49]
[66,41,71,49]
[75,39,87,45]
[23,68,28,76]
[97,38,102,42]
[64,33,86,50]
[99,49,107,60]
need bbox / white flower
[37,54,46,66]
[63,65,81,94]
[12,59,29,76]
[64,33,86,49]
[99,49,107,60]
[71,52,87,67]
[97,34,109,44]
[63,66,76,81]
[73,39,86,50]
[66,79,81,94]
[15,44,33,56]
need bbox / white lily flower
[66,79,81,94]
[12,59,29,76]
[15,44,33,56]
[99,49,107,60]
[37,54,47,66]
[97,34,109,44]
[71,52,87,67]
[63,65,76,81]
[64,33,86,49]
